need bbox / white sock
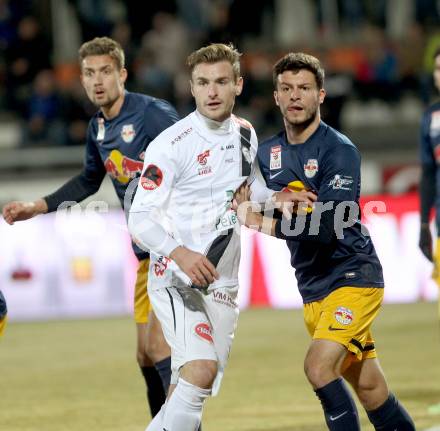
[145,402,166,431]
[162,378,211,431]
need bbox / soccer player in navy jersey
[0,290,7,337]
[418,46,440,417]
[2,37,178,418]
[419,47,440,299]
[234,52,415,431]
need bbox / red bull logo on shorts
[104,149,144,184]
[334,306,354,325]
[195,323,213,343]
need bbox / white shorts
[149,284,239,395]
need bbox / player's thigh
[149,287,218,383]
[204,285,240,369]
[145,309,171,362]
[305,286,383,362]
[134,258,152,324]
[304,338,348,379]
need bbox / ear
[190,79,194,97]
[273,90,279,106]
[235,76,243,96]
[319,88,326,105]
[120,68,128,84]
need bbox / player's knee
[355,376,389,410]
[136,346,153,367]
[181,360,218,389]
[304,356,336,388]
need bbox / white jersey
[129,110,261,290]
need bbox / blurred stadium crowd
[1,0,440,149]
[0,0,440,184]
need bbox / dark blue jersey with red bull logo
[0,290,7,318]
[85,91,179,259]
[419,101,440,230]
[258,121,384,303]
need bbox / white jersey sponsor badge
[270,145,282,170]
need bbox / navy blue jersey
[0,290,6,318]
[86,91,179,259]
[258,121,384,303]
[419,101,440,230]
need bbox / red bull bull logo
[104,149,144,184]
[334,306,354,325]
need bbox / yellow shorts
[303,286,384,362]
[0,315,7,337]
[432,238,440,288]
[134,258,152,324]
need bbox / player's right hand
[419,224,433,262]
[2,201,41,225]
[170,246,220,288]
[273,189,317,216]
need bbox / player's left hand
[232,183,251,210]
[419,224,433,262]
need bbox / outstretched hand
[2,200,47,225]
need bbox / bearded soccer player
[2,37,178,417]
[418,45,440,417]
[234,52,415,431]
[419,47,440,318]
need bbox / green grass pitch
[1,302,439,430]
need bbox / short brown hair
[187,43,242,81]
[78,37,125,70]
[273,52,324,89]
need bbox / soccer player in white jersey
[128,43,313,431]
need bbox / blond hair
[78,37,125,70]
[187,43,242,81]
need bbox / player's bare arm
[2,199,48,225]
[233,184,317,234]
[170,246,219,287]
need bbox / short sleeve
[318,144,360,202]
[130,134,178,213]
[144,99,180,142]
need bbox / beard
[285,104,319,129]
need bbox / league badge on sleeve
[304,159,318,178]
[270,145,282,170]
[140,164,163,190]
[328,174,353,191]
